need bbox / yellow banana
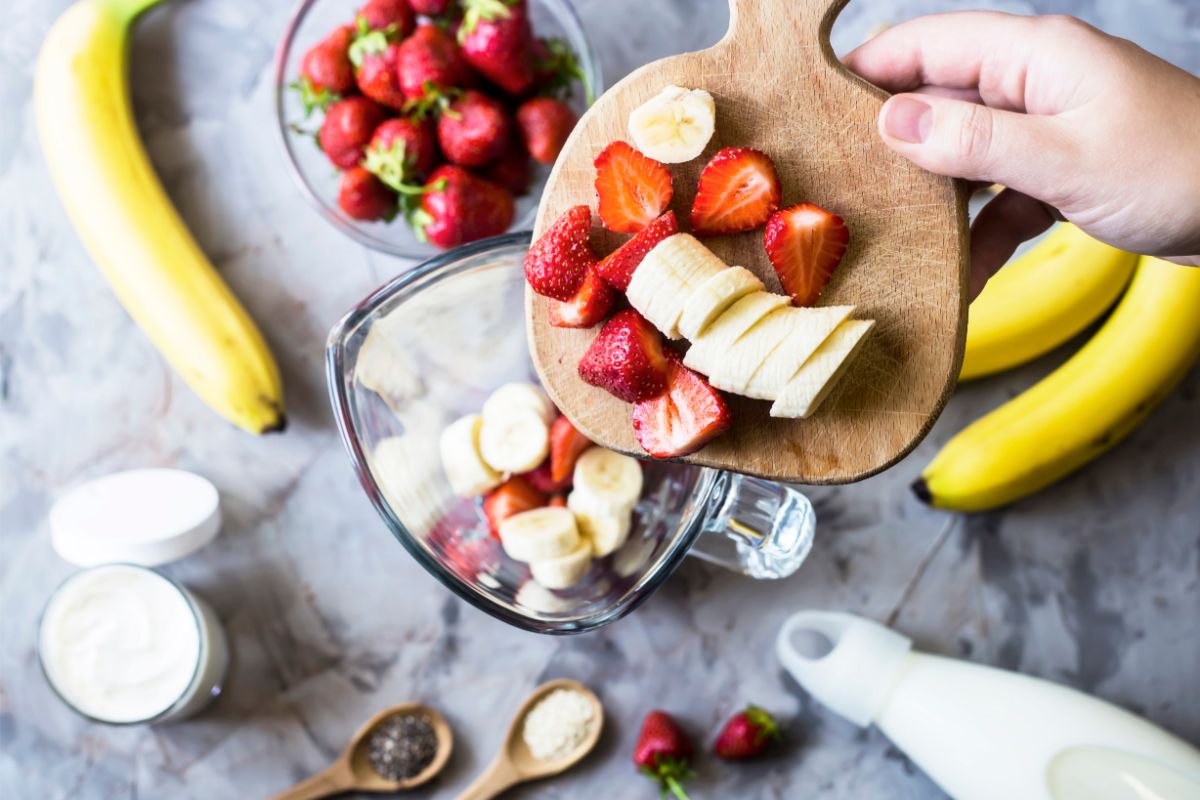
[961,224,1137,381]
[918,257,1200,512]
[35,0,285,433]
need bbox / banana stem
[102,0,166,27]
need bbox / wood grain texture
[527,0,969,484]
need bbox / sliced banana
[356,326,426,414]
[499,506,580,562]
[771,320,875,419]
[683,291,789,376]
[530,538,595,589]
[439,414,502,497]
[481,382,557,426]
[706,306,797,394]
[743,306,855,400]
[677,266,764,341]
[613,535,656,577]
[570,502,632,557]
[478,407,550,473]
[628,85,717,164]
[572,447,643,513]
[627,234,728,339]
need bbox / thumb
[877,93,1070,200]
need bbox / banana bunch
[35,0,285,434]
[919,254,1200,511]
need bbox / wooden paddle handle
[270,764,353,800]
[724,0,850,52]
[454,756,522,800]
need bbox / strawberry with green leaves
[410,165,515,248]
[396,24,473,107]
[713,705,781,760]
[356,0,414,37]
[350,22,407,111]
[318,96,388,168]
[458,0,536,96]
[633,710,695,800]
[294,25,355,115]
[337,166,396,221]
[364,116,439,184]
[532,36,590,102]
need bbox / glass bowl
[273,0,602,260]
[326,233,818,634]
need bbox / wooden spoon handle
[270,765,353,800]
[454,756,522,800]
[725,0,850,49]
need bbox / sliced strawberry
[596,210,678,291]
[594,141,673,234]
[548,416,592,483]
[482,476,547,539]
[763,203,850,306]
[690,147,781,236]
[522,461,571,494]
[632,353,731,458]
[547,494,567,508]
[524,205,594,301]
[546,266,615,328]
[427,506,498,577]
[578,309,670,403]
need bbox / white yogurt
[39,565,227,724]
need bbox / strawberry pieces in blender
[594,141,673,234]
[633,711,695,800]
[689,147,781,236]
[319,96,389,168]
[458,0,537,96]
[548,415,592,484]
[436,90,512,167]
[482,475,547,538]
[516,96,577,165]
[410,165,515,248]
[596,210,678,291]
[578,310,670,403]
[524,205,594,301]
[632,352,731,459]
[763,203,850,306]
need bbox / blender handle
[687,472,816,579]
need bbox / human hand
[844,12,1200,297]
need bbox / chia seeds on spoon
[365,712,439,781]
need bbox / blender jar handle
[688,472,815,579]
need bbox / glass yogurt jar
[39,564,229,724]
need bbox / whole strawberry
[411,165,515,248]
[516,96,576,164]
[352,38,407,110]
[296,25,355,113]
[458,0,536,96]
[633,711,694,800]
[364,116,439,189]
[409,0,453,14]
[396,24,473,105]
[483,138,532,195]
[713,705,781,760]
[319,96,388,168]
[356,0,414,36]
[338,166,397,221]
[437,90,511,167]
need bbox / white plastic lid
[776,610,913,727]
[49,469,220,567]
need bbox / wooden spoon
[271,703,453,800]
[528,0,969,484]
[455,679,604,800]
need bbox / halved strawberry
[632,352,731,458]
[596,210,678,291]
[594,141,673,234]
[690,147,781,236]
[546,266,614,328]
[524,205,594,301]
[549,415,592,483]
[521,461,571,494]
[763,203,850,306]
[482,476,547,539]
[578,309,670,403]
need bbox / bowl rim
[325,232,718,634]
[272,0,604,260]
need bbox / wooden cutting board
[527,0,969,484]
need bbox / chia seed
[365,712,439,781]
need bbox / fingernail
[883,96,932,143]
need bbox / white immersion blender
[777,611,1200,800]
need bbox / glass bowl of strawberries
[327,233,818,634]
[274,0,600,259]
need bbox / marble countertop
[1,0,1197,797]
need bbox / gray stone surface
[1,0,1198,797]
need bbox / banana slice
[613,535,656,577]
[481,382,557,426]
[529,537,595,590]
[707,306,797,394]
[743,306,854,400]
[479,408,550,473]
[572,447,644,513]
[439,414,502,497]
[628,85,717,164]
[499,506,580,562]
[683,291,790,376]
[570,501,632,557]
[627,234,728,339]
[677,266,764,341]
[771,320,875,418]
